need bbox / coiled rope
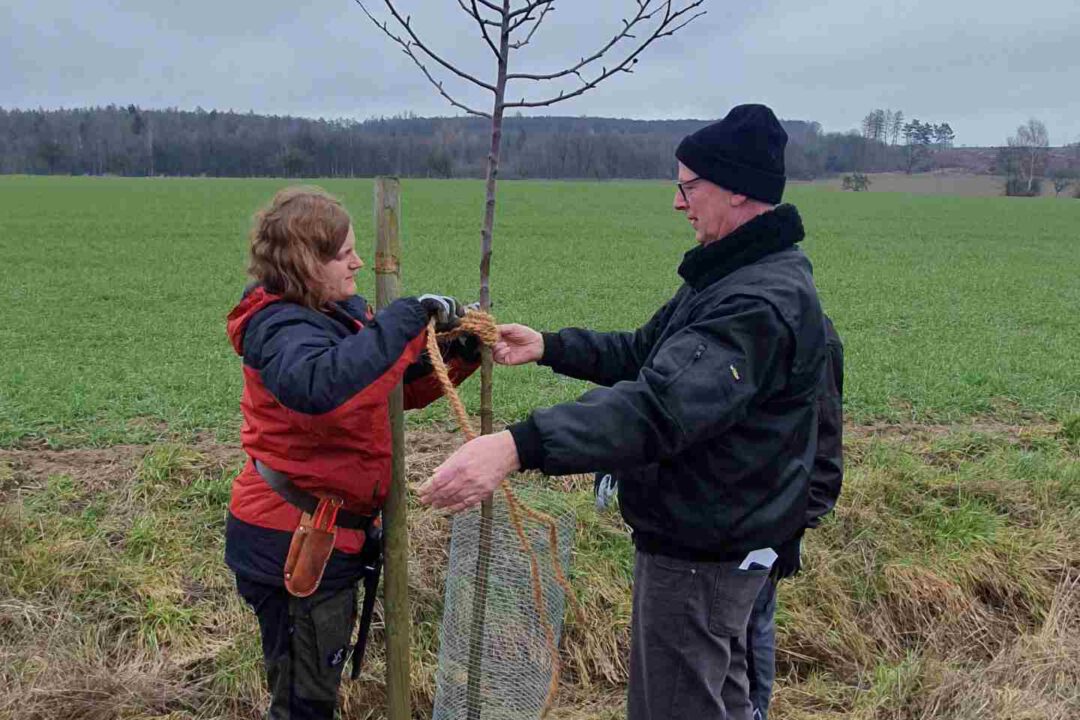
[428,310,581,717]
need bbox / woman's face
[320,224,364,303]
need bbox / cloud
[1,0,1078,145]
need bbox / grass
[1,175,1078,718]
[1,176,1078,447]
[1,428,1077,719]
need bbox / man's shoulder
[697,246,814,303]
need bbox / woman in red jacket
[225,186,477,719]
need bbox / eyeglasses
[676,176,705,204]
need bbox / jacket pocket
[652,334,708,393]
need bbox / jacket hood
[226,285,282,355]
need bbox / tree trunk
[466,5,511,719]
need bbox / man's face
[673,161,743,246]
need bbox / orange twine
[427,310,582,717]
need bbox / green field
[1,176,1079,720]
[1,175,1078,447]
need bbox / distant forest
[0,105,973,180]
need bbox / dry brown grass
[1,424,1078,719]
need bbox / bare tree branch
[401,47,493,118]
[355,0,497,92]
[507,0,556,20]
[506,0,661,81]
[354,0,492,117]
[509,1,554,49]
[458,0,500,26]
[472,0,504,12]
[458,0,503,59]
[506,0,706,108]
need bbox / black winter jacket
[510,204,826,560]
[807,315,843,528]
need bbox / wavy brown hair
[248,186,351,309]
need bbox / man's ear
[730,193,749,207]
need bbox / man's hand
[493,324,544,366]
[418,431,521,513]
[418,294,464,331]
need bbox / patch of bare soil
[846,418,1060,442]
[0,445,148,497]
[0,429,468,500]
[2,420,1061,501]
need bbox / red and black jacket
[225,285,477,586]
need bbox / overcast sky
[3,0,1078,146]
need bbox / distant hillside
[933,146,1077,175]
[1,106,1070,180]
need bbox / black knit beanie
[675,104,787,204]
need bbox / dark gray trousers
[746,578,778,720]
[237,576,358,720]
[628,550,770,720]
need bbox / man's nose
[673,190,687,211]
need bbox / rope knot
[435,309,499,347]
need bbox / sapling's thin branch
[506,0,658,81]
[508,0,554,49]
[508,0,555,31]
[355,0,497,92]
[404,49,493,118]
[457,0,500,26]
[506,0,706,108]
[458,0,503,59]
[653,6,707,38]
[472,0,504,12]
[507,0,556,20]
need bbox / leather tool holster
[284,495,344,597]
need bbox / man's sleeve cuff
[539,332,564,367]
[508,417,545,472]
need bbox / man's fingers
[493,345,512,364]
[421,482,461,508]
[419,461,460,505]
[445,490,491,514]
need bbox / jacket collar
[677,204,804,291]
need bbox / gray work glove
[593,472,618,511]
[418,294,464,331]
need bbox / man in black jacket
[420,104,828,720]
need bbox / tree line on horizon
[0,104,1070,186]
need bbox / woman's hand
[493,324,544,366]
[418,294,464,331]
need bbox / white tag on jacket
[739,547,778,571]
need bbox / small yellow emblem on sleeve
[730,364,740,381]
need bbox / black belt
[253,459,377,532]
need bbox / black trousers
[236,576,358,720]
[627,550,770,720]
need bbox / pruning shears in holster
[253,458,383,679]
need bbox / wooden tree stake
[375,176,410,720]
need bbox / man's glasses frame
[676,176,706,204]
